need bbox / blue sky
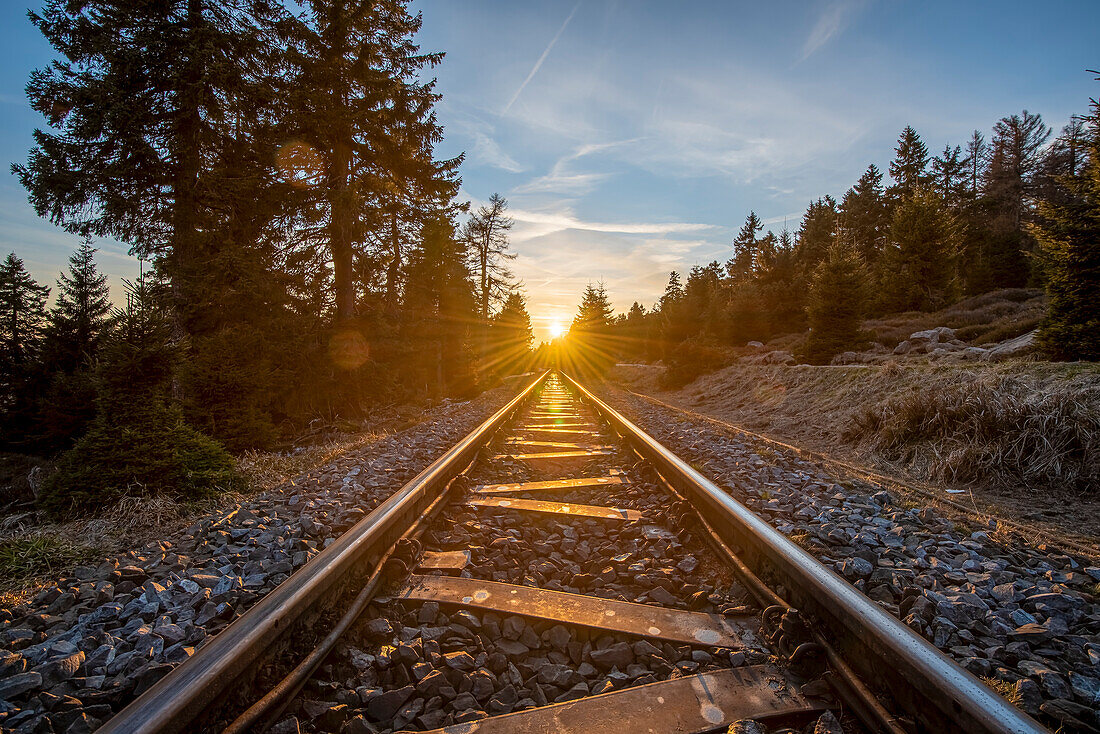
[1,0,1097,341]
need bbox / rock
[590,642,633,669]
[909,327,955,345]
[728,720,768,734]
[1014,678,1043,715]
[365,685,414,722]
[0,671,42,699]
[840,557,873,579]
[1068,673,1100,705]
[982,329,1038,362]
[763,350,795,365]
[893,340,912,355]
[1039,699,1097,731]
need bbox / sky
[1,1,1097,343]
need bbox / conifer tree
[287,0,461,322]
[0,253,50,444]
[487,291,534,375]
[462,194,516,322]
[567,283,616,375]
[1032,88,1100,360]
[42,240,112,372]
[880,189,959,311]
[795,196,838,271]
[36,241,113,447]
[888,126,931,200]
[839,164,888,263]
[727,211,763,281]
[932,145,970,209]
[402,215,477,394]
[966,130,988,196]
[39,277,239,515]
[805,243,868,364]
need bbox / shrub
[660,339,727,388]
[38,401,241,516]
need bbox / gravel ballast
[0,385,519,734]
[594,383,1100,734]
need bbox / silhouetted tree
[880,188,959,311]
[0,253,50,445]
[839,164,888,263]
[1033,86,1100,360]
[805,243,868,364]
[888,126,931,200]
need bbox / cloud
[508,206,715,241]
[801,0,867,61]
[449,116,524,173]
[504,2,582,113]
[512,138,640,195]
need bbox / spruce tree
[567,283,616,375]
[42,240,112,372]
[795,196,838,270]
[932,145,970,209]
[487,291,534,375]
[880,189,959,312]
[805,243,868,364]
[39,278,239,515]
[462,194,516,322]
[1032,91,1100,360]
[0,253,50,445]
[36,241,113,447]
[888,126,931,200]
[727,211,763,281]
[287,0,461,322]
[839,165,888,263]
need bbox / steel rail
[561,371,1048,734]
[96,370,549,734]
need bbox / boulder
[982,329,1039,362]
[909,327,955,345]
[763,350,795,365]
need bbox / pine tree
[805,243,868,364]
[795,196,838,271]
[888,126,931,200]
[1032,88,1100,360]
[880,189,959,312]
[487,291,534,375]
[39,277,239,515]
[462,193,516,322]
[727,211,763,281]
[932,145,970,209]
[756,229,804,334]
[287,0,461,323]
[567,283,616,375]
[0,253,50,445]
[42,240,112,372]
[839,164,888,263]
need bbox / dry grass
[863,288,1045,348]
[846,371,1100,492]
[982,676,1022,705]
[0,430,389,603]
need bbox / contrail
[504,2,581,113]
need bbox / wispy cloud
[513,138,641,195]
[509,206,715,241]
[504,2,582,113]
[801,0,867,61]
[449,116,524,173]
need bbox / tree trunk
[329,137,356,322]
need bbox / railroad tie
[466,496,641,521]
[413,666,825,734]
[393,575,751,647]
[474,472,626,494]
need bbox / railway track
[96,371,1049,734]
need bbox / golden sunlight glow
[547,320,564,339]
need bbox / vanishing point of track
[96,371,1049,734]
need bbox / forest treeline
[570,86,1100,380]
[1,0,535,514]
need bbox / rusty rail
[561,371,1047,734]
[96,370,549,734]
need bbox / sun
[547,320,564,339]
